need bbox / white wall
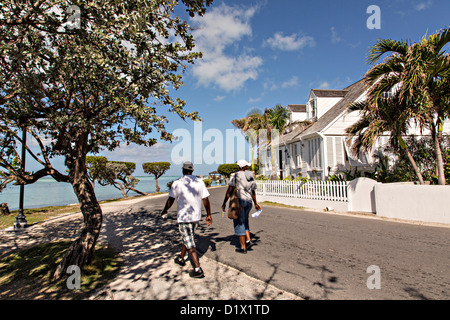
[375,183,450,224]
[256,194,349,212]
[347,178,379,213]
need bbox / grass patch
[0,205,81,229]
[260,201,305,210]
[0,240,122,300]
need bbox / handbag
[228,173,241,219]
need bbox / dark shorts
[233,199,252,236]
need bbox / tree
[86,156,107,189]
[217,163,239,184]
[0,0,212,280]
[232,105,290,180]
[142,162,171,192]
[365,28,450,184]
[99,161,147,197]
[231,108,262,172]
[346,96,425,184]
[265,104,291,179]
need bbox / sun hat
[182,161,194,171]
[236,160,251,168]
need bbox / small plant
[203,178,212,187]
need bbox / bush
[217,163,239,177]
[203,179,211,187]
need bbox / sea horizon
[0,176,185,211]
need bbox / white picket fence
[256,180,348,202]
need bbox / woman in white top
[222,160,261,253]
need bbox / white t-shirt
[169,175,210,223]
[229,170,256,202]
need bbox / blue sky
[26,0,450,177]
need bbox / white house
[259,79,450,180]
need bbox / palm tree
[231,108,262,172]
[366,28,450,184]
[265,104,291,179]
[231,105,290,179]
[346,95,425,184]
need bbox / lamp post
[14,126,28,230]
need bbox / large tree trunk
[155,177,160,192]
[398,135,424,184]
[403,146,425,185]
[431,121,446,185]
[53,134,103,281]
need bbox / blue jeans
[233,199,252,236]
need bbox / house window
[311,99,317,119]
[308,138,322,169]
[382,87,395,99]
[293,143,301,168]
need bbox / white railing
[256,180,348,202]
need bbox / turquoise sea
[0,176,182,211]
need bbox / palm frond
[367,38,409,65]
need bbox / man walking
[161,161,212,278]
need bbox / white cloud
[330,27,342,44]
[214,95,226,102]
[190,4,263,92]
[248,97,261,103]
[414,0,432,11]
[319,81,330,89]
[265,32,315,51]
[281,76,299,89]
[100,142,172,167]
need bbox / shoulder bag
[228,173,241,219]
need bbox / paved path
[0,194,301,300]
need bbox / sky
[26,0,450,176]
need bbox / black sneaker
[189,268,204,278]
[236,247,247,254]
[174,256,186,266]
[246,240,254,250]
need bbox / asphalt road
[135,185,450,300]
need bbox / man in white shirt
[161,161,212,278]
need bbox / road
[134,186,450,300]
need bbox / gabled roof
[311,89,348,98]
[260,78,368,149]
[288,104,306,112]
[297,79,367,139]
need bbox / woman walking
[222,160,261,253]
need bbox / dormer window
[311,99,317,119]
[382,87,395,99]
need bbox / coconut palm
[265,104,291,179]
[365,28,450,184]
[231,105,290,179]
[346,95,425,184]
[231,108,263,172]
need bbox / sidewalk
[0,194,302,300]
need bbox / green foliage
[86,156,108,183]
[0,0,212,185]
[217,163,239,178]
[142,162,171,179]
[203,178,211,187]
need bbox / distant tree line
[86,156,171,197]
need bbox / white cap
[237,160,251,168]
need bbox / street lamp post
[14,126,28,230]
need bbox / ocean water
[0,176,181,211]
